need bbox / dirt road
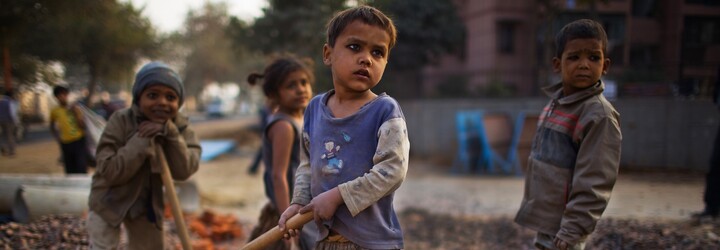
[0,116,714,249]
[1,117,706,223]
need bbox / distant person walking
[50,86,88,174]
[695,67,720,220]
[0,90,19,157]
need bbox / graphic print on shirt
[321,139,343,175]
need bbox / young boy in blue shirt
[514,19,622,250]
[278,5,410,249]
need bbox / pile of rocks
[0,215,88,249]
[400,208,720,250]
[588,217,720,249]
[0,209,249,250]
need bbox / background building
[422,0,720,98]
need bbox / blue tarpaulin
[200,140,236,162]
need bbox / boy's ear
[322,44,332,66]
[603,58,611,75]
[552,57,561,73]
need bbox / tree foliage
[229,0,347,91]
[241,0,347,58]
[0,0,68,87]
[370,0,465,71]
[367,0,465,98]
[179,2,240,96]
[1,0,156,103]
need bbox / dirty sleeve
[291,131,313,206]
[158,120,201,181]
[338,118,410,216]
[95,113,153,185]
[557,114,622,244]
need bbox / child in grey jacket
[514,19,622,250]
[87,62,201,249]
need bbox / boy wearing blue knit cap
[87,62,201,249]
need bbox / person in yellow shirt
[50,86,87,174]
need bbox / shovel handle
[241,212,314,250]
[156,145,193,250]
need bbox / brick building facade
[422,0,720,98]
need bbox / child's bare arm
[158,119,201,180]
[268,121,295,213]
[338,118,410,216]
[557,115,621,244]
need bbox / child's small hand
[553,237,569,250]
[278,204,303,240]
[299,187,343,226]
[137,121,164,138]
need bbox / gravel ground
[400,209,720,250]
[3,211,718,249]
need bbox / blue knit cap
[131,61,184,106]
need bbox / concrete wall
[400,98,718,170]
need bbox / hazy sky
[122,0,267,33]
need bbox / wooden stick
[241,212,314,250]
[156,145,192,250]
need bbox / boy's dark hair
[247,55,314,98]
[53,86,69,97]
[555,19,608,58]
[326,5,397,49]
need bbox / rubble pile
[0,214,88,250]
[400,208,536,249]
[0,209,247,250]
[400,208,720,250]
[3,208,719,249]
[588,218,720,249]
[181,210,245,249]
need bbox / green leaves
[2,0,156,98]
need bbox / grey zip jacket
[515,80,622,244]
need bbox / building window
[682,17,720,66]
[630,45,659,68]
[685,0,720,6]
[497,21,516,54]
[632,0,657,17]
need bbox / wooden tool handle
[241,212,314,250]
[156,145,193,250]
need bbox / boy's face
[553,38,611,96]
[55,92,68,105]
[275,70,313,112]
[138,84,179,123]
[323,20,390,95]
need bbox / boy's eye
[299,79,308,85]
[166,94,177,101]
[347,44,359,51]
[566,55,579,60]
[147,93,158,99]
[372,49,385,58]
[590,55,601,61]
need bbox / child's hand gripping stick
[241,211,314,250]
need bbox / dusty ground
[1,117,717,249]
